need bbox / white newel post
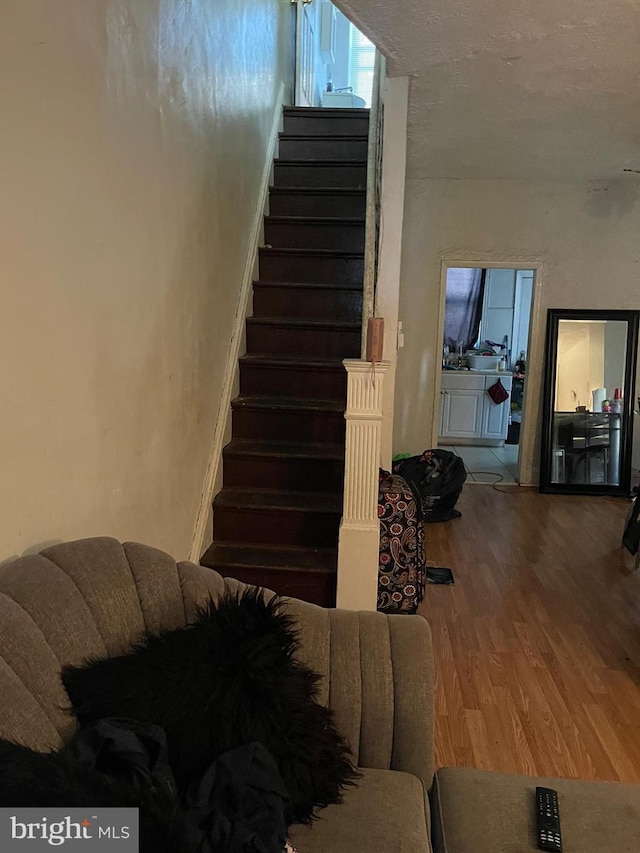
[337,359,390,611]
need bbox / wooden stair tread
[260,247,364,257]
[268,186,366,195]
[279,133,369,141]
[240,353,345,368]
[215,487,342,512]
[246,317,359,330]
[253,280,362,291]
[283,107,369,116]
[203,542,337,572]
[265,215,365,225]
[232,394,345,413]
[224,438,344,460]
[275,158,367,166]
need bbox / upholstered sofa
[0,537,639,852]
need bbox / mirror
[540,309,639,494]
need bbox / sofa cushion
[431,766,640,853]
[289,767,432,853]
[62,589,357,825]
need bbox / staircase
[200,106,369,607]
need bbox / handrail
[361,51,385,356]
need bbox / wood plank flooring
[418,485,640,782]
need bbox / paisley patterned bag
[377,470,426,614]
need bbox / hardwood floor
[418,485,640,782]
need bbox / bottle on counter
[612,388,623,414]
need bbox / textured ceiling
[332,0,640,180]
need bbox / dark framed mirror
[540,309,639,495]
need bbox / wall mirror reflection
[540,309,639,495]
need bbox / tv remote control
[536,786,562,851]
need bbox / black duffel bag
[392,449,466,523]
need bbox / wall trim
[189,83,285,562]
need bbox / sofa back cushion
[0,537,237,750]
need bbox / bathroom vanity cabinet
[439,371,513,443]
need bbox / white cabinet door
[481,396,510,439]
[440,389,484,438]
[481,375,512,439]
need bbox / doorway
[437,264,537,485]
[293,0,375,108]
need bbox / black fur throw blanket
[0,589,358,851]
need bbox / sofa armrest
[283,600,435,789]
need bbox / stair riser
[268,191,366,217]
[253,285,362,322]
[259,250,363,284]
[212,564,336,607]
[283,113,369,137]
[232,407,345,444]
[246,324,360,358]
[240,363,346,400]
[202,541,336,572]
[223,455,344,494]
[264,220,364,252]
[278,137,368,161]
[213,505,341,547]
[274,163,366,189]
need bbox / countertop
[442,368,513,377]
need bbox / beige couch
[0,537,638,852]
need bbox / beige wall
[0,0,293,560]
[394,179,640,484]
